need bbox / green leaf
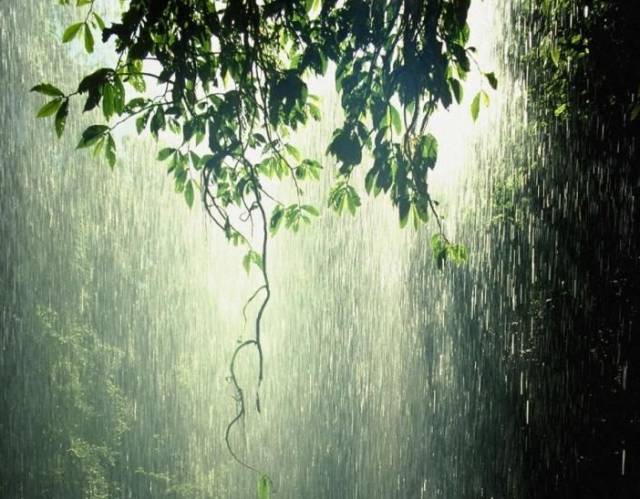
[301,204,320,217]
[308,102,321,120]
[37,99,62,118]
[184,180,194,208]
[83,88,101,112]
[269,205,285,236]
[189,152,202,171]
[418,134,438,168]
[470,92,480,121]
[550,45,561,67]
[257,475,271,499]
[183,119,196,142]
[84,25,94,53]
[92,12,106,30]
[631,103,640,122]
[128,75,146,93]
[77,68,112,94]
[347,192,359,215]
[447,243,468,265]
[389,105,402,134]
[430,233,448,269]
[480,89,490,107]
[554,103,567,117]
[124,97,146,111]
[305,0,319,13]
[398,198,410,228]
[77,124,109,149]
[327,129,361,167]
[430,233,446,253]
[414,200,429,223]
[62,22,84,43]
[449,78,463,104]
[105,134,116,168]
[136,111,151,134]
[364,167,378,194]
[31,84,64,97]
[284,143,301,161]
[242,250,263,274]
[54,99,69,137]
[92,136,105,157]
[484,72,498,90]
[102,83,114,119]
[157,147,176,161]
[150,107,165,138]
[242,252,251,273]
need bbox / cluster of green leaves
[61,3,105,54]
[34,0,493,257]
[323,0,493,230]
[517,0,592,122]
[430,233,468,269]
[269,202,319,234]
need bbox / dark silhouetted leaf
[54,99,69,137]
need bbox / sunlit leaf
[480,89,490,107]
[92,12,106,31]
[554,103,567,117]
[242,250,263,274]
[37,99,62,118]
[471,92,480,121]
[389,104,402,134]
[285,143,301,161]
[301,204,320,217]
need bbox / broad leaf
[62,22,84,43]
[31,84,64,97]
[37,99,62,118]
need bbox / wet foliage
[35,0,490,235]
[2,0,639,498]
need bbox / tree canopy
[36,0,494,241]
[33,0,493,484]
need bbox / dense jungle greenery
[511,1,640,496]
[3,0,638,497]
